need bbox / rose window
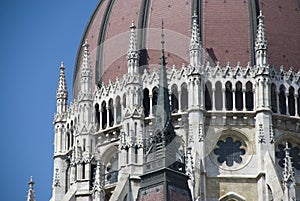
[214,137,246,167]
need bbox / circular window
[214,137,245,167]
[209,131,252,171]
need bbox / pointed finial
[130,20,135,29]
[127,20,139,75]
[60,61,65,70]
[161,19,165,50]
[56,61,68,101]
[81,38,92,81]
[27,176,36,201]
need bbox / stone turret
[283,143,296,201]
[187,12,206,200]
[26,176,36,201]
[52,62,69,200]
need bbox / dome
[72,0,300,97]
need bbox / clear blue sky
[0,1,99,200]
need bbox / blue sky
[0,1,99,200]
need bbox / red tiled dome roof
[73,0,300,97]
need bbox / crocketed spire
[80,39,93,95]
[127,20,139,75]
[56,61,68,100]
[153,20,175,146]
[81,39,92,79]
[26,176,36,201]
[255,10,268,67]
[190,11,201,51]
[189,11,202,69]
[283,142,296,201]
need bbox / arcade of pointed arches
[93,81,300,132]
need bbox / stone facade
[49,4,300,201]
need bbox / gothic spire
[153,20,175,146]
[189,11,201,68]
[56,61,68,113]
[127,20,139,75]
[26,176,36,201]
[81,39,92,94]
[283,142,296,201]
[255,10,268,68]
[56,61,68,100]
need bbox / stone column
[99,108,102,130]
[212,88,215,111]
[149,95,153,116]
[106,106,110,128]
[286,93,290,116]
[178,90,182,112]
[114,103,117,126]
[276,91,280,114]
[243,89,246,111]
[222,89,226,111]
[232,89,236,111]
[296,95,299,117]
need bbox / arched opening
[123,93,126,109]
[288,86,295,116]
[181,83,188,111]
[95,103,100,129]
[225,81,233,110]
[108,99,114,127]
[143,88,150,117]
[82,162,86,179]
[279,85,286,115]
[205,81,212,110]
[245,81,253,111]
[271,83,277,113]
[116,96,121,124]
[171,84,179,113]
[102,101,107,129]
[152,87,158,115]
[235,82,243,111]
[215,81,223,110]
[219,192,246,201]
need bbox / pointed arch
[143,88,150,117]
[171,84,179,113]
[181,83,188,111]
[215,81,223,110]
[271,83,277,113]
[116,96,121,124]
[279,85,286,115]
[95,103,100,130]
[225,81,233,110]
[245,81,253,111]
[152,87,158,115]
[235,81,243,111]
[205,81,212,110]
[288,86,295,116]
[108,98,114,127]
[219,192,246,201]
[101,101,107,129]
